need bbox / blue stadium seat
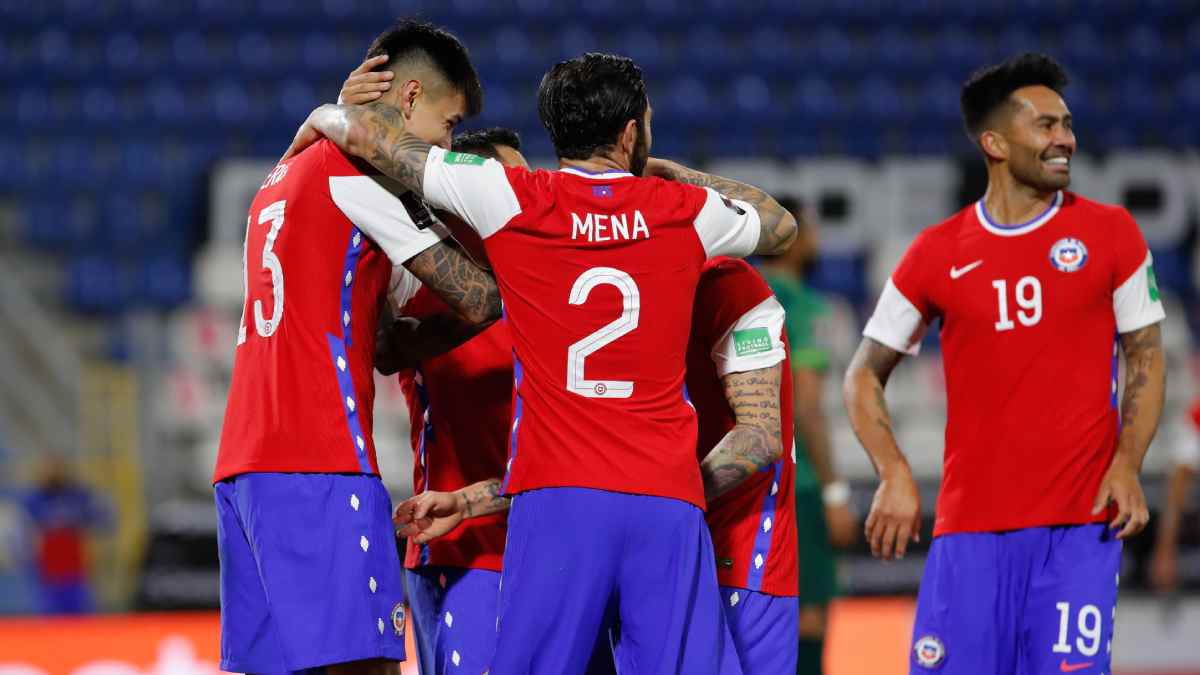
[67,256,130,315]
[744,27,798,76]
[812,27,858,76]
[790,77,844,127]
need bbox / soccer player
[284,52,798,673]
[382,129,529,675]
[397,252,799,674]
[758,198,855,675]
[212,21,501,675]
[843,53,1165,674]
[1149,401,1199,594]
[685,255,799,673]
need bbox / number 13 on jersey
[237,199,287,345]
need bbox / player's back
[420,153,758,508]
[686,257,798,596]
[491,168,716,505]
[216,140,433,481]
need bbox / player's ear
[979,130,1008,163]
[618,118,638,161]
[397,79,422,119]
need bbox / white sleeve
[711,296,787,377]
[1114,252,1166,334]
[421,146,522,240]
[328,175,444,265]
[862,278,927,356]
[692,188,762,259]
[387,265,423,316]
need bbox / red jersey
[421,148,762,509]
[392,273,511,571]
[864,191,1165,535]
[214,140,442,481]
[686,257,798,596]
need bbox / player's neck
[559,155,631,175]
[982,172,1059,226]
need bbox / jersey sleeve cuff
[712,296,787,377]
[1114,252,1166,334]
[862,278,926,356]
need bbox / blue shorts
[405,565,500,674]
[490,487,741,675]
[911,524,1120,675]
[721,586,799,674]
[215,473,407,672]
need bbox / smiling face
[985,85,1077,192]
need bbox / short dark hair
[451,127,522,159]
[537,53,648,160]
[960,53,1069,139]
[366,19,483,117]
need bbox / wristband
[822,480,850,506]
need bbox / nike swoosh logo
[949,260,983,279]
[1059,660,1093,672]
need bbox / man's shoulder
[1061,190,1132,223]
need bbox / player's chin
[1038,169,1071,190]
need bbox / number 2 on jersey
[566,267,639,398]
[993,276,1042,332]
[237,199,287,345]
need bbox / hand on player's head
[338,54,394,105]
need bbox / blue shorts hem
[220,645,407,673]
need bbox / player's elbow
[758,209,798,256]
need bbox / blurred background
[1,1,1198,673]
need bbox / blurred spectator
[21,454,111,615]
[1151,400,1200,593]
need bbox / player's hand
[864,463,921,561]
[281,104,356,162]
[1150,544,1179,593]
[643,157,681,180]
[1093,457,1149,539]
[824,502,858,549]
[393,490,465,544]
[338,54,393,105]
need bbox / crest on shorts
[391,601,406,637]
[1049,237,1088,272]
[913,634,945,668]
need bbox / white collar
[974,191,1063,237]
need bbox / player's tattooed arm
[701,363,785,503]
[281,102,432,195]
[645,158,798,255]
[392,479,509,544]
[374,311,489,375]
[403,242,501,327]
[844,337,922,560]
[1094,322,1165,538]
[455,478,510,519]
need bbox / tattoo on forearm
[848,338,903,434]
[702,364,783,501]
[656,162,795,254]
[404,241,501,325]
[338,102,432,195]
[1118,323,1165,442]
[461,479,510,519]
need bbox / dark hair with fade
[960,53,1069,140]
[365,19,483,116]
[451,127,522,159]
[537,53,648,160]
